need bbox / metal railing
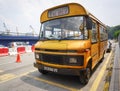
[0,31,38,36]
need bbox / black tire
[38,69,48,74]
[79,65,91,85]
[100,52,105,63]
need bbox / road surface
[0,44,115,91]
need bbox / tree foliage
[107,25,120,39]
[114,30,120,39]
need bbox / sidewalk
[109,44,120,91]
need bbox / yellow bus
[34,3,107,84]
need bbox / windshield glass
[40,16,87,40]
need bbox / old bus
[34,3,107,84]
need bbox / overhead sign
[48,6,69,18]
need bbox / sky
[0,0,120,34]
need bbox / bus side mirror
[86,17,92,30]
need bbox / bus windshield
[40,16,87,40]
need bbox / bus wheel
[100,52,105,63]
[79,67,91,85]
[38,69,48,74]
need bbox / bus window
[91,22,98,43]
[39,16,88,40]
[100,26,107,41]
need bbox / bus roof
[40,3,105,26]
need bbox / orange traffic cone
[16,53,21,63]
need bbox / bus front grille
[38,53,84,66]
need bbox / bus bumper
[34,62,86,76]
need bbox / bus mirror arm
[86,17,92,30]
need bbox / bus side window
[100,26,107,41]
[91,22,97,43]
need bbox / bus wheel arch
[79,59,92,85]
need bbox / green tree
[107,25,120,39]
[114,30,120,40]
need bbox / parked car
[107,41,112,53]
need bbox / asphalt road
[0,45,115,91]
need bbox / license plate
[43,66,58,72]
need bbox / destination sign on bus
[48,6,69,18]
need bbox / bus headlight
[69,58,77,63]
[35,53,39,59]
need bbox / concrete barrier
[0,45,34,56]
[17,46,25,54]
[31,45,35,52]
[25,46,32,52]
[0,47,9,56]
[9,47,17,55]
